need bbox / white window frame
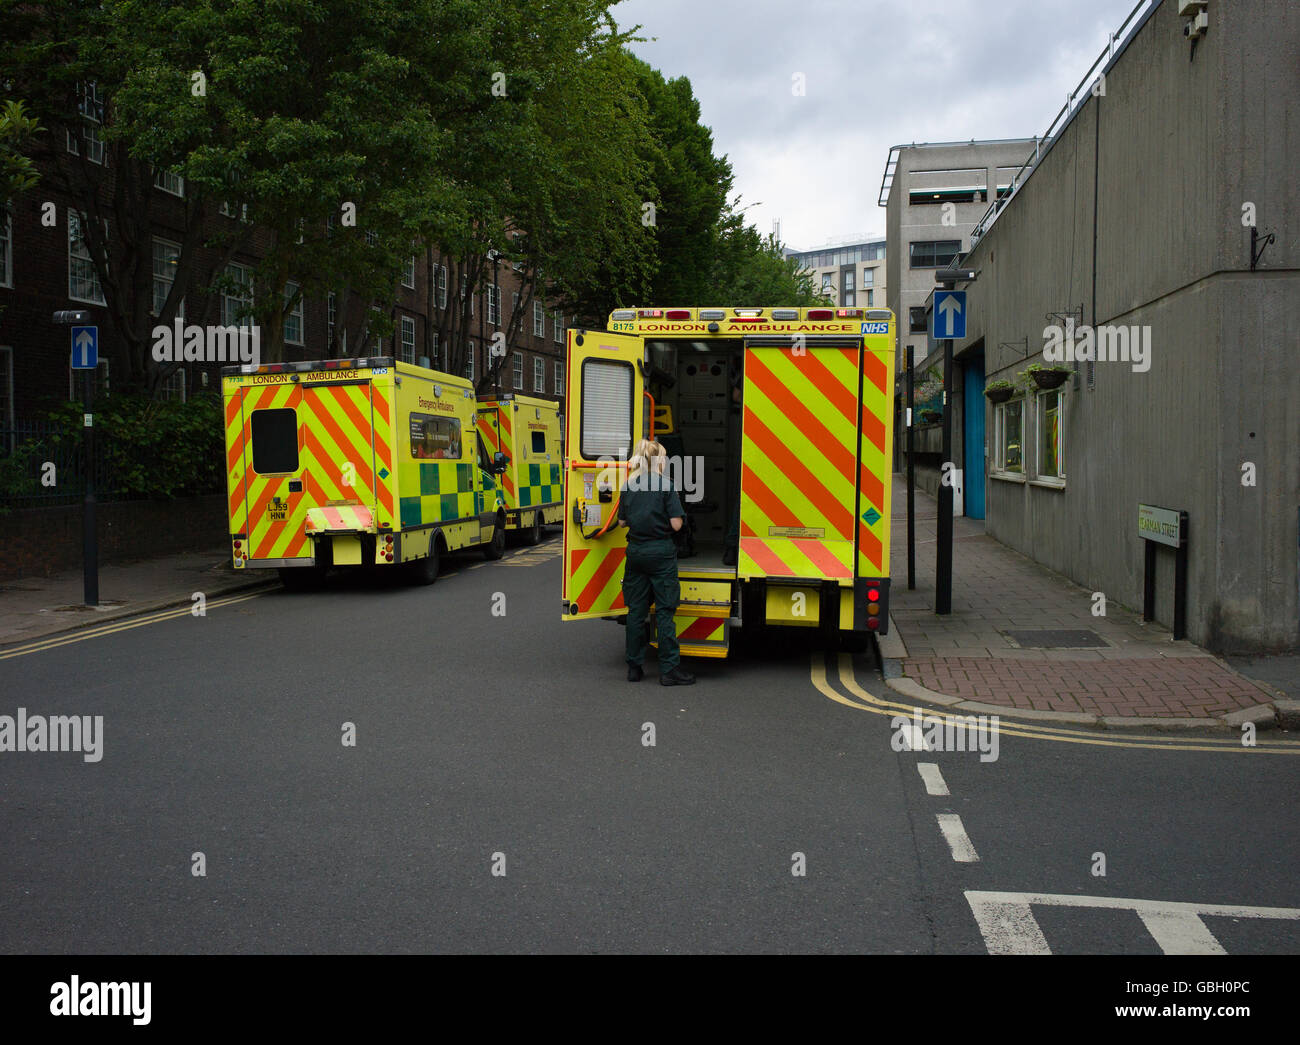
[554,359,563,394]
[436,264,448,309]
[486,283,500,326]
[222,262,254,328]
[68,209,106,304]
[533,300,544,336]
[152,237,183,318]
[0,212,12,289]
[158,366,186,402]
[402,254,416,289]
[284,282,304,345]
[512,352,523,390]
[154,168,185,197]
[553,311,563,343]
[992,398,1025,479]
[533,356,545,393]
[431,331,441,369]
[399,315,416,364]
[464,343,475,382]
[1035,388,1066,485]
[512,291,520,326]
[460,273,473,315]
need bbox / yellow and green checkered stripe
[518,462,562,508]
[397,461,476,527]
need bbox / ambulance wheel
[522,511,542,546]
[408,542,441,585]
[482,516,506,560]
[839,630,871,654]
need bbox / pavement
[0,548,276,648]
[883,475,1291,728]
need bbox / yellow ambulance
[222,356,508,588]
[561,307,895,658]
[475,393,564,545]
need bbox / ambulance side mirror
[492,451,508,474]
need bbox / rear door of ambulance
[561,330,645,620]
[476,401,517,511]
[227,367,392,566]
[737,335,862,584]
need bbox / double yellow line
[0,590,269,661]
[811,653,1300,755]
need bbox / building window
[843,271,854,293]
[152,237,183,317]
[533,300,545,336]
[866,290,874,307]
[512,352,523,390]
[486,283,500,326]
[994,399,1024,475]
[365,230,378,247]
[1,213,13,288]
[368,306,385,352]
[909,240,962,269]
[862,268,874,288]
[284,283,304,345]
[67,83,105,164]
[460,273,473,315]
[158,367,186,402]
[68,210,106,304]
[908,307,927,334]
[821,273,832,294]
[327,292,337,348]
[553,311,563,343]
[222,263,254,327]
[0,346,13,427]
[842,292,855,307]
[464,344,475,382]
[533,356,545,392]
[399,315,416,364]
[431,331,441,369]
[554,359,563,394]
[512,291,520,325]
[154,168,184,197]
[402,255,416,289]
[436,264,447,309]
[1037,389,1064,480]
[219,200,248,222]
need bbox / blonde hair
[627,439,667,483]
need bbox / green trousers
[623,538,680,671]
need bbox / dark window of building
[909,240,962,269]
[909,307,928,333]
[250,408,299,474]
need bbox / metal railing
[0,419,129,510]
[967,0,1159,247]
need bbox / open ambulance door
[562,329,646,620]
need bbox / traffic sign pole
[931,278,971,616]
[82,368,98,606]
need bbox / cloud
[612,0,1140,249]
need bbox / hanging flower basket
[985,381,1015,404]
[1025,365,1070,390]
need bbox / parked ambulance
[475,393,564,545]
[221,356,508,587]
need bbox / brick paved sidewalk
[883,476,1278,722]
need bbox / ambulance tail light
[637,309,662,319]
[836,308,864,318]
[665,309,691,320]
[807,308,833,320]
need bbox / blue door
[962,356,986,519]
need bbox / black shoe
[628,664,644,682]
[660,666,696,686]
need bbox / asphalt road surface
[2,532,1298,953]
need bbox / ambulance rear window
[580,359,633,460]
[250,408,299,474]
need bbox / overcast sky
[610,0,1141,251]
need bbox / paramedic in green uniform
[619,439,696,686]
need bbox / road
[2,532,1298,954]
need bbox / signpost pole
[82,368,98,606]
[906,346,915,590]
[936,332,952,614]
[1174,511,1189,640]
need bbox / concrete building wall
[960,0,1300,653]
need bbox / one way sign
[70,326,98,369]
[932,290,966,340]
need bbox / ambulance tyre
[278,564,326,591]
[482,515,506,560]
[522,511,542,546]
[839,630,870,654]
[408,540,441,586]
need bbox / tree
[0,99,41,216]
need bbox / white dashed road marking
[916,763,949,796]
[936,813,980,863]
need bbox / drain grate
[1003,629,1108,649]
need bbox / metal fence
[0,419,138,510]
